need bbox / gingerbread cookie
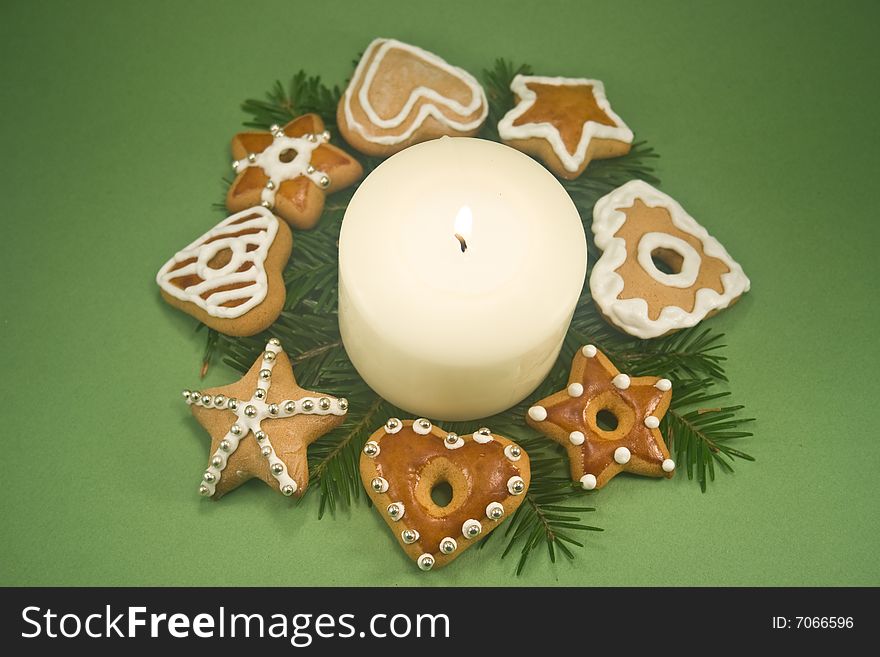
[227,114,363,230]
[360,419,530,571]
[156,206,291,336]
[590,180,751,338]
[338,38,488,157]
[497,75,633,180]
[183,339,348,499]
[526,345,674,490]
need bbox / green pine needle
[195,57,755,575]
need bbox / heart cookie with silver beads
[360,418,530,571]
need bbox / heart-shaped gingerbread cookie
[360,419,530,571]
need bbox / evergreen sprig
[198,58,755,574]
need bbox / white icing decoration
[636,232,701,288]
[461,519,482,538]
[528,405,547,422]
[186,340,347,496]
[655,378,672,392]
[485,502,505,520]
[590,180,751,339]
[644,415,660,429]
[342,38,488,146]
[413,419,433,435]
[498,75,634,174]
[612,374,631,390]
[156,207,278,319]
[614,447,631,464]
[444,434,465,450]
[503,444,522,462]
[582,344,598,358]
[662,459,676,473]
[472,429,494,444]
[233,128,330,207]
[579,474,597,490]
[567,382,584,397]
[569,431,585,446]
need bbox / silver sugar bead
[230,424,242,436]
[244,405,257,418]
[477,427,492,437]
[201,394,212,406]
[463,520,482,538]
[211,456,223,467]
[255,431,267,441]
[213,394,226,407]
[319,397,331,410]
[261,200,271,209]
[387,503,403,519]
[227,398,238,410]
[219,440,231,451]
[182,389,192,401]
[263,350,276,362]
[322,130,331,142]
[418,419,431,430]
[247,153,257,163]
[269,124,280,133]
[271,463,284,475]
[418,554,435,571]
[231,160,239,171]
[319,175,330,188]
[302,399,315,412]
[402,529,419,544]
[307,133,317,143]
[255,388,267,400]
[284,401,296,414]
[446,432,459,445]
[266,180,275,190]
[338,398,349,411]
[306,164,315,174]
[268,338,281,346]
[509,446,522,458]
[371,477,388,493]
[440,538,457,554]
[199,485,210,496]
[282,484,295,496]
[261,446,272,457]
[363,441,380,457]
[386,418,400,431]
[268,404,279,416]
[259,369,272,380]
[203,471,215,483]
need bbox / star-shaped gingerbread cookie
[182,338,348,499]
[526,345,675,490]
[226,114,363,230]
[498,75,633,179]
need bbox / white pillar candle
[338,137,587,421]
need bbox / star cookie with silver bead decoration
[226,113,363,230]
[360,419,530,571]
[525,345,675,490]
[182,338,348,499]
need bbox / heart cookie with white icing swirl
[360,419,530,571]
[155,206,291,336]
[338,38,488,157]
[590,180,750,339]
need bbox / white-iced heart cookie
[590,180,750,339]
[156,206,292,336]
[337,38,488,157]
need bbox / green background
[2,0,878,586]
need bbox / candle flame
[454,206,473,238]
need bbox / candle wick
[454,233,468,253]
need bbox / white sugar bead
[569,431,585,446]
[528,405,547,422]
[567,383,584,397]
[645,415,660,429]
[614,447,631,464]
[662,459,676,472]
[580,474,597,490]
[612,374,631,390]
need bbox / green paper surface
[1,0,878,586]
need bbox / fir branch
[241,72,342,130]
[479,59,533,141]
[664,379,755,492]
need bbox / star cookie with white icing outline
[525,345,674,490]
[498,75,633,180]
[226,114,363,230]
[182,339,348,499]
[360,419,530,571]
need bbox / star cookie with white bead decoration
[360,419,530,571]
[226,113,363,230]
[498,75,633,180]
[526,345,675,490]
[182,339,348,499]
